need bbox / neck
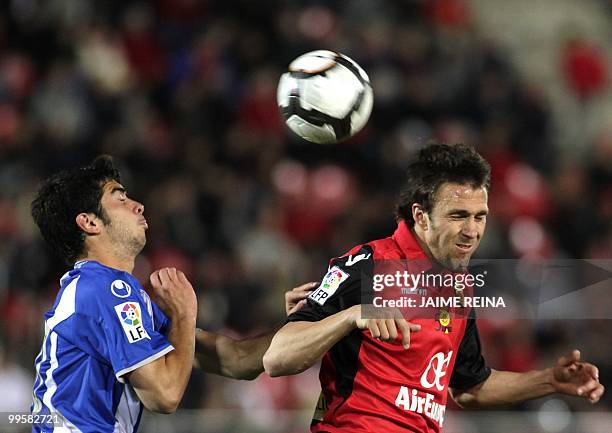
[78,246,135,274]
[411,225,434,261]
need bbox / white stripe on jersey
[47,276,79,330]
[32,330,48,412]
[41,332,58,413]
[113,385,141,433]
[33,277,79,413]
[35,276,84,432]
[115,345,174,383]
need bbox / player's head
[396,143,491,270]
[31,155,147,264]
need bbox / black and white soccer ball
[277,50,374,144]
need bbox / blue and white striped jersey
[31,260,174,433]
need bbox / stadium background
[0,0,610,432]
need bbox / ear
[412,203,429,231]
[75,213,102,235]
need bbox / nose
[134,200,144,215]
[461,218,478,239]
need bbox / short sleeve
[75,273,174,382]
[449,309,491,390]
[287,245,373,323]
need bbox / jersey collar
[392,220,428,260]
[392,220,448,275]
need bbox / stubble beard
[107,219,146,260]
[447,255,470,272]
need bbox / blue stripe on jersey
[32,261,173,433]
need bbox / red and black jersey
[287,220,491,433]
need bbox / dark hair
[31,155,121,264]
[395,143,491,226]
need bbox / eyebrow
[110,186,127,195]
[446,209,489,216]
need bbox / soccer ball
[277,50,374,144]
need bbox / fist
[148,268,197,321]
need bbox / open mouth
[455,243,472,253]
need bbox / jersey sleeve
[138,286,172,337]
[287,245,373,323]
[449,308,491,390]
[75,272,174,382]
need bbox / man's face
[99,180,148,256]
[422,182,488,271]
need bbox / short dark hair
[31,155,121,264]
[395,143,491,226]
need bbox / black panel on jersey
[286,245,374,323]
[331,329,363,399]
[287,245,374,402]
[449,308,491,390]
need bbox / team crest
[434,308,452,334]
[309,266,349,305]
[114,302,150,343]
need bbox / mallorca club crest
[434,308,452,334]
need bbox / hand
[148,268,197,322]
[350,305,421,349]
[550,350,605,404]
[285,282,317,315]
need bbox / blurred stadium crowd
[0,0,610,430]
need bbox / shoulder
[367,236,404,260]
[73,265,140,312]
[331,235,404,268]
[332,244,374,269]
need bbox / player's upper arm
[125,357,180,413]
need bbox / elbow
[238,370,262,381]
[144,397,180,414]
[263,349,307,377]
[231,365,262,381]
[152,403,179,415]
[142,389,182,414]
[452,394,474,410]
[450,388,482,409]
[263,350,284,377]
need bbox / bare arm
[195,329,275,380]
[263,309,355,377]
[263,305,421,377]
[127,268,197,413]
[450,369,553,408]
[194,282,316,380]
[451,350,605,408]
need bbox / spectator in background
[0,0,609,425]
[0,341,33,411]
